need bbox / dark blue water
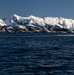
[0,33,74,75]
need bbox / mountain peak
[0,14,74,31]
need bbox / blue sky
[0,0,74,19]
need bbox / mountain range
[0,14,74,33]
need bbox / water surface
[0,33,74,75]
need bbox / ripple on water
[0,33,74,75]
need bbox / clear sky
[0,0,74,19]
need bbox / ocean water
[0,33,74,75]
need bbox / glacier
[0,14,74,32]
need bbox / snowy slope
[0,19,6,26]
[11,14,74,30]
[11,14,45,26]
[0,14,74,31]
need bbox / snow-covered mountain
[0,14,74,32]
